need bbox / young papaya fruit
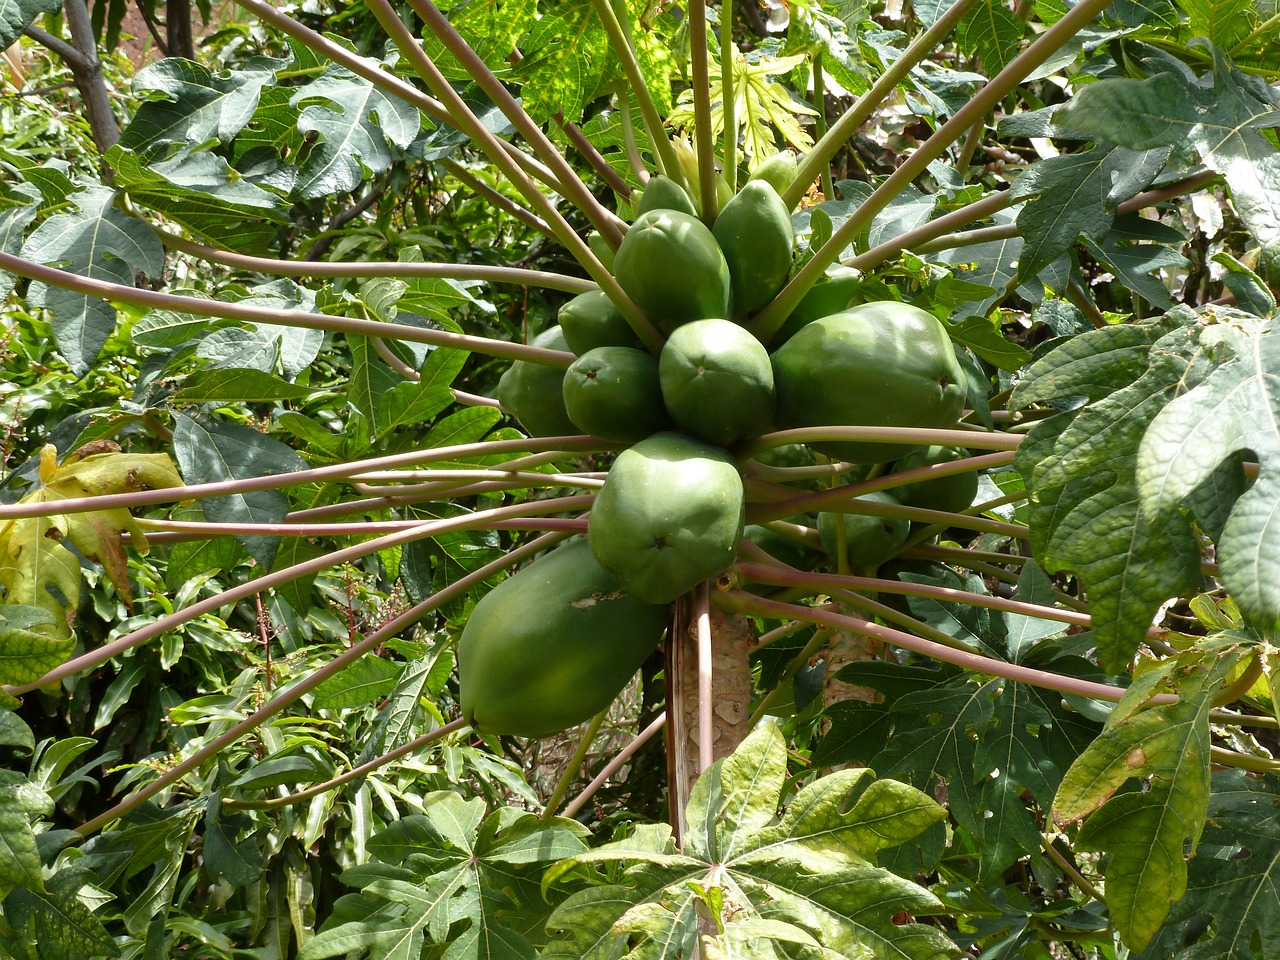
[634,174,698,218]
[458,539,667,738]
[495,326,578,438]
[712,180,794,316]
[890,445,979,515]
[771,301,967,463]
[589,432,745,603]
[614,210,733,334]
[817,491,911,570]
[658,318,775,446]
[749,151,800,199]
[587,231,616,271]
[771,264,866,345]
[562,346,671,443]
[558,290,643,355]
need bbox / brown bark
[665,594,755,843]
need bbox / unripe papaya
[635,175,698,218]
[495,326,577,438]
[713,180,794,316]
[890,445,979,515]
[589,432,745,603]
[772,264,866,345]
[562,346,670,443]
[458,539,667,738]
[613,209,733,334]
[817,491,911,569]
[587,231,616,271]
[771,302,967,463]
[749,151,800,199]
[558,290,643,354]
[658,318,775,446]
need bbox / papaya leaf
[1136,771,1280,960]
[305,793,588,960]
[172,414,306,567]
[955,0,1025,74]
[0,0,61,47]
[1138,321,1280,635]
[670,53,818,165]
[542,722,953,960]
[288,65,422,200]
[515,0,612,125]
[2,866,117,960]
[19,184,164,373]
[1010,142,1169,278]
[1053,640,1246,950]
[1011,312,1210,670]
[117,55,284,154]
[1053,47,1280,271]
[0,769,53,891]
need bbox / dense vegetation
[2,0,1279,956]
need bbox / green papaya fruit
[749,151,800,199]
[771,301,967,463]
[495,326,578,438]
[558,290,643,354]
[562,346,671,444]
[890,445,979,515]
[817,491,911,569]
[458,539,667,738]
[771,264,866,345]
[635,175,698,218]
[743,517,820,571]
[587,231,616,271]
[712,180,794,316]
[589,432,745,603]
[614,210,733,334]
[658,318,775,446]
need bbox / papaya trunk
[665,595,755,842]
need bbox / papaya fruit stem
[759,0,1115,341]
[542,710,610,820]
[720,1,737,194]
[397,0,627,249]
[561,712,668,819]
[688,0,720,222]
[594,0,686,187]
[781,0,983,212]
[158,229,597,294]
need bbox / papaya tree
[1,0,1280,956]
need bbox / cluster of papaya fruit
[461,163,974,739]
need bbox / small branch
[617,88,650,183]
[844,191,1014,273]
[161,232,594,294]
[594,0,683,184]
[688,0,718,221]
[738,425,1022,461]
[782,0,984,210]
[0,436,609,522]
[401,0,627,248]
[720,3,737,194]
[22,25,91,70]
[75,533,569,836]
[812,52,835,202]
[720,591,1170,706]
[562,713,667,819]
[225,717,469,810]
[542,711,608,820]
[5,499,592,696]
[0,250,581,365]
[1042,837,1103,902]
[761,0,1117,340]
[443,161,553,237]
[556,112,631,198]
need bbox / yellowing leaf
[670,52,817,165]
